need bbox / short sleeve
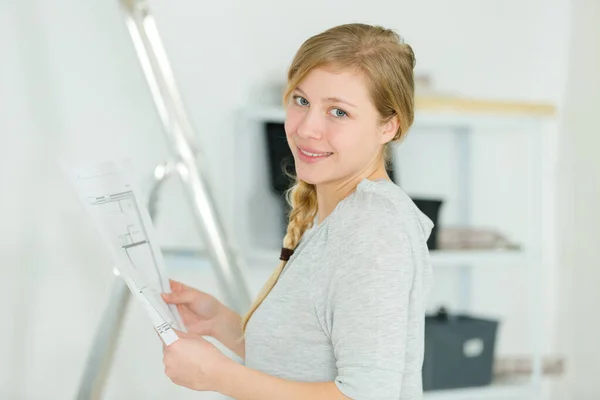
[324,196,423,399]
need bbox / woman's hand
[162,279,246,359]
[163,332,350,399]
[161,279,222,337]
[162,330,232,392]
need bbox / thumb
[162,290,196,305]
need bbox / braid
[240,179,317,334]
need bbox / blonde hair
[240,23,416,334]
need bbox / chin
[294,168,325,186]
[295,174,319,186]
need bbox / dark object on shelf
[265,122,295,195]
[385,160,397,183]
[423,307,499,391]
[264,122,293,237]
[412,198,443,249]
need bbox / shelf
[239,247,528,268]
[429,248,529,266]
[424,381,537,400]
[415,95,556,117]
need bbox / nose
[296,109,324,140]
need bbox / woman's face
[284,67,397,187]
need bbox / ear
[379,115,400,144]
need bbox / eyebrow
[294,87,357,108]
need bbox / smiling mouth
[297,146,333,158]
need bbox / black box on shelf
[423,308,499,391]
[265,122,295,196]
[412,198,443,250]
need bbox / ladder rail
[119,0,252,319]
[75,1,253,398]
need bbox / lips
[297,145,333,158]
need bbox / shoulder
[311,179,435,312]
[327,179,434,247]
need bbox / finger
[177,304,195,323]
[169,279,182,292]
[162,289,196,304]
[169,279,190,293]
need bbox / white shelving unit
[233,95,556,400]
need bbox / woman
[161,22,434,399]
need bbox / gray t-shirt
[244,178,434,399]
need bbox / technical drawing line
[122,240,148,249]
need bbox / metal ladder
[76,0,252,398]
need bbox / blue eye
[294,96,309,107]
[330,108,347,118]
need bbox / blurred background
[1,0,599,399]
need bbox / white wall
[552,0,600,398]
[0,0,577,398]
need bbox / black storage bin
[423,308,499,391]
[412,198,443,250]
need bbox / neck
[315,162,391,224]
